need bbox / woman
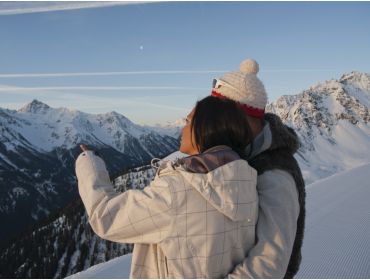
[75,96,258,278]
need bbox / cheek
[180,126,191,150]
[180,127,185,140]
[181,126,189,143]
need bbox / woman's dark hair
[191,96,253,159]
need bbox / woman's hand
[80,144,89,152]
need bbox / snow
[34,180,57,199]
[146,118,184,138]
[66,254,132,279]
[68,163,370,278]
[343,84,370,108]
[55,250,68,279]
[12,187,29,197]
[341,72,370,107]
[298,118,370,184]
[0,153,18,169]
[113,165,156,191]
[67,248,81,276]
[296,163,370,278]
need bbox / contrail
[42,92,191,112]
[0,70,227,78]
[0,69,336,78]
[263,69,336,73]
[0,2,152,16]
[0,86,208,92]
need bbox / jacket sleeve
[75,150,173,244]
[227,170,300,278]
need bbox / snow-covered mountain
[0,101,179,245]
[267,71,370,183]
[67,162,370,279]
[146,118,184,139]
[1,99,178,155]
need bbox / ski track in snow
[296,163,370,278]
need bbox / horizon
[1,1,370,125]
[5,98,184,126]
[2,69,368,127]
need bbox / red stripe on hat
[211,90,265,118]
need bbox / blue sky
[0,1,369,125]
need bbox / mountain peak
[108,111,121,117]
[18,99,51,114]
[103,111,131,124]
[340,71,370,80]
[339,71,370,93]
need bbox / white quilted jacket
[75,147,257,278]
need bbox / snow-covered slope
[268,71,370,183]
[68,163,370,279]
[296,163,370,278]
[67,254,132,279]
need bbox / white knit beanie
[212,59,268,118]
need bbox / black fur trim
[250,113,306,279]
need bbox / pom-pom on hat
[211,59,268,118]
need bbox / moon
[139,45,144,51]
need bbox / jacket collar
[176,145,240,174]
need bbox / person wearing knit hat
[211,59,267,119]
[217,59,306,279]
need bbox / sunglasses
[212,78,242,94]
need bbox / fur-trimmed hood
[245,113,305,279]
[247,113,300,159]
[265,113,300,153]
